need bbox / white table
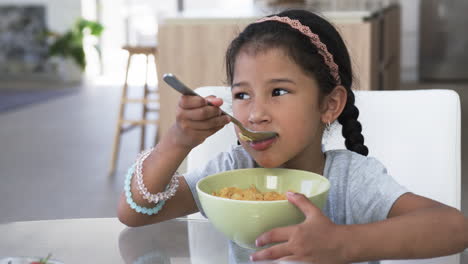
[0,217,229,264]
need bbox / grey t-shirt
[184,145,409,264]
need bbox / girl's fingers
[179,105,222,122]
[179,95,224,109]
[250,242,291,262]
[255,226,293,247]
[179,95,207,109]
[188,126,224,140]
[179,115,230,131]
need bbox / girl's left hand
[250,192,348,264]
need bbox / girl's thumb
[286,192,320,218]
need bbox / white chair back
[187,87,461,264]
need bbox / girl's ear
[320,85,347,124]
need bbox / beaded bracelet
[135,148,180,203]
[124,164,165,215]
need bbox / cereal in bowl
[212,184,289,201]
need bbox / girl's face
[232,47,326,171]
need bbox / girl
[118,9,467,263]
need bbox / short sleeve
[347,157,409,224]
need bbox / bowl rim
[196,167,330,204]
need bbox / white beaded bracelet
[135,148,180,203]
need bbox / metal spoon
[163,73,278,142]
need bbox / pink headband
[254,16,341,85]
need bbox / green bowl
[196,168,330,249]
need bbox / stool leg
[140,54,150,151]
[109,52,132,175]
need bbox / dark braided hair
[225,9,368,156]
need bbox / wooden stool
[109,45,159,175]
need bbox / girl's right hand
[172,95,231,150]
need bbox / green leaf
[47,17,104,70]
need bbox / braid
[337,91,369,156]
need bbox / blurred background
[0,0,466,226]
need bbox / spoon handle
[163,73,224,109]
[163,73,199,97]
[163,73,241,125]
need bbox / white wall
[0,0,81,33]
[184,0,253,11]
[96,0,177,82]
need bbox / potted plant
[47,18,103,82]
